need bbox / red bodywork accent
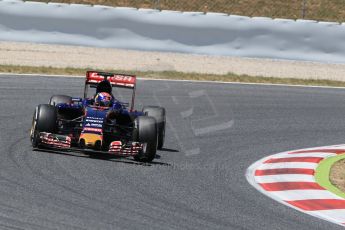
[109,141,142,156]
[82,127,102,133]
[39,132,141,156]
[40,132,71,148]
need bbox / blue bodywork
[55,97,145,146]
[57,97,144,117]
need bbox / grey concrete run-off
[1,0,345,63]
[1,75,345,229]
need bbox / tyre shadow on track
[33,148,173,167]
[159,148,179,153]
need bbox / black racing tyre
[142,106,166,149]
[30,104,57,148]
[49,95,72,106]
[133,116,158,162]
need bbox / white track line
[1,72,345,89]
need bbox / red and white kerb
[246,145,345,227]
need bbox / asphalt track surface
[1,75,345,230]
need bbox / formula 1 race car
[30,71,166,162]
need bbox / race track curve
[1,75,345,230]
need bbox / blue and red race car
[30,71,166,162]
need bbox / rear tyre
[133,116,157,162]
[30,104,57,148]
[49,95,72,106]
[142,106,166,149]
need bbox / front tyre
[49,95,72,106]
[30,104,57,148]
[133,116,157,162]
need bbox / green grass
[25,0,345,22]
[2,64,345,87]
[315,154,345,199]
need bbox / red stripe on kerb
[289,149,345,154]
[286,199,345,211]
[264,157,324,163]
[255,168,315,176]
[259,182,325,191]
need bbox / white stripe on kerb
[275,152,336,158]
[258,162,319,170]
[269,190,341,201]
[309,209,345,224]
[254,174,315,183]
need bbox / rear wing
[86,71,136,88]
[84,71,137,111]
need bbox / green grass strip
[315,154,345,199]
[24,0,345,22]
[2,64,345,87]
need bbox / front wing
[36,132,142,156]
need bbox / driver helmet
[94,92,113,107]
